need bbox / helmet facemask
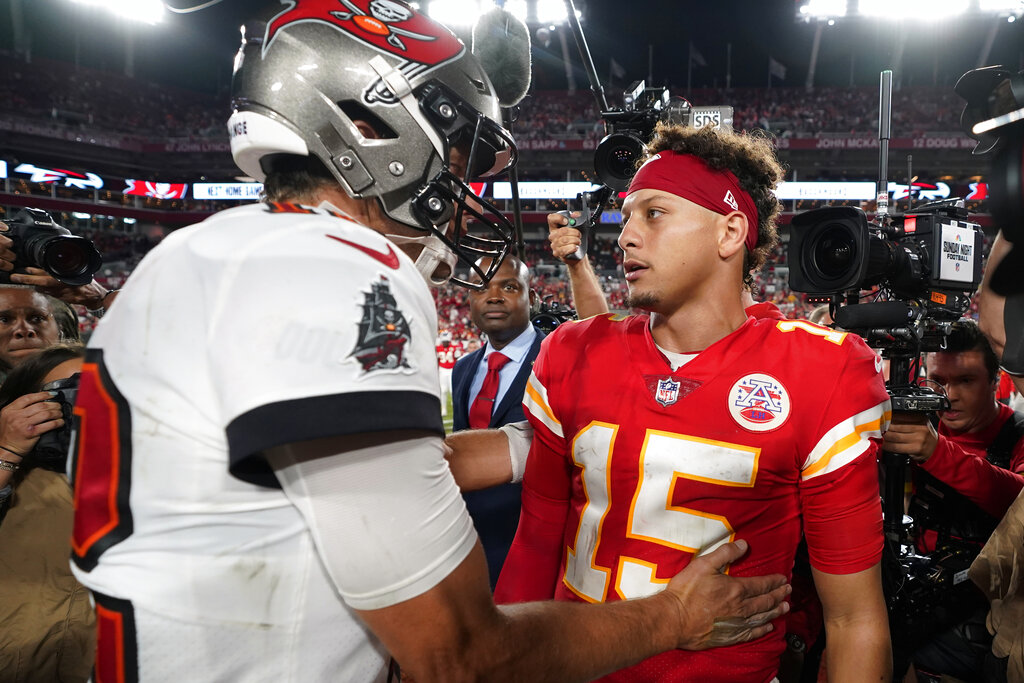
[228,5,519,290]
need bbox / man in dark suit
[453,255,543,588]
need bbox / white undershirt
[655,343,699,371]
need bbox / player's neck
[648,298,748,355]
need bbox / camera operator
[883,319,1024,681]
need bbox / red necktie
[468,352,511,429]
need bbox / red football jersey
[436,341,462,369]
[496,314,891,682]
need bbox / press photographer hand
[0,224,112,309]
[882,411,939,463]
[0,390,65,463]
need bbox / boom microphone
[472,6,532,107]
[834,301,916,330]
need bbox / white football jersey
[70,203,475,682]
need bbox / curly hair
[643,123,785,289]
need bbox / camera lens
[594,132,646,191]
[40,236,103,286]
[810,224,858,281]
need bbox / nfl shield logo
[655,378,681,407]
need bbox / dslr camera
[593,80,734,191]
[0,208,103,286]
[31,373,80,473]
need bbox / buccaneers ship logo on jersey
[349,276,413,373]
[729,373,791,432]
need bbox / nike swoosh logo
[326,235,400,269]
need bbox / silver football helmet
[228,0,518,288]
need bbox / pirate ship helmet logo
[348,275,413,373]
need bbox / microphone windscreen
[472,7,532,108]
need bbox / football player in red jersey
[495,123,893,683]
[436,331,462,417]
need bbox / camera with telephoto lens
[788,193,988,673]
[788,199,984,350]
[30,373,79,473]
[593,80,734,191]
[0,208,103,286]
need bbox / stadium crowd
[0,50,966,147]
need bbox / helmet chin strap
[385,232,458,287]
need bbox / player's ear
[353,119,379,140]
[719,211,748,260]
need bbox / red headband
[626,150,760,252]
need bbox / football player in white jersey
[68,3,790,682]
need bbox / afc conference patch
[728,373,791,432]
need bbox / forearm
[445,428,513,492]
[922,438,1024,517]
[813,564,891,683]
[566,259,609,319]
[480,593,677,683]
[823,616,892,682]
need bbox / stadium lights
[979,0,1024,11]
[858,0,969,19]
[798,0,849,20]
[427,0,497,27]
[426,0,576,26]
[68,0,165,24]
[536,0,583,24]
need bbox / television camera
[787,71,989,663]
[594,79,733,192]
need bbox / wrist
[646,587,687,652]
[0,444,25,461]
[88,289,117,317]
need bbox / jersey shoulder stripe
[523,372,563,439]
[801,401,891,480]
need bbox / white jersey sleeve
[204,211,443,486]
[268,435,476,610]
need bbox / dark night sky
[4,0,1023,96]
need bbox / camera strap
[986,409,1024,471]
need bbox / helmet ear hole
[337,101,398,140]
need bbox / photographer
[0,344,93,682]
[883,319,1024,681]
[0,219,118,318]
